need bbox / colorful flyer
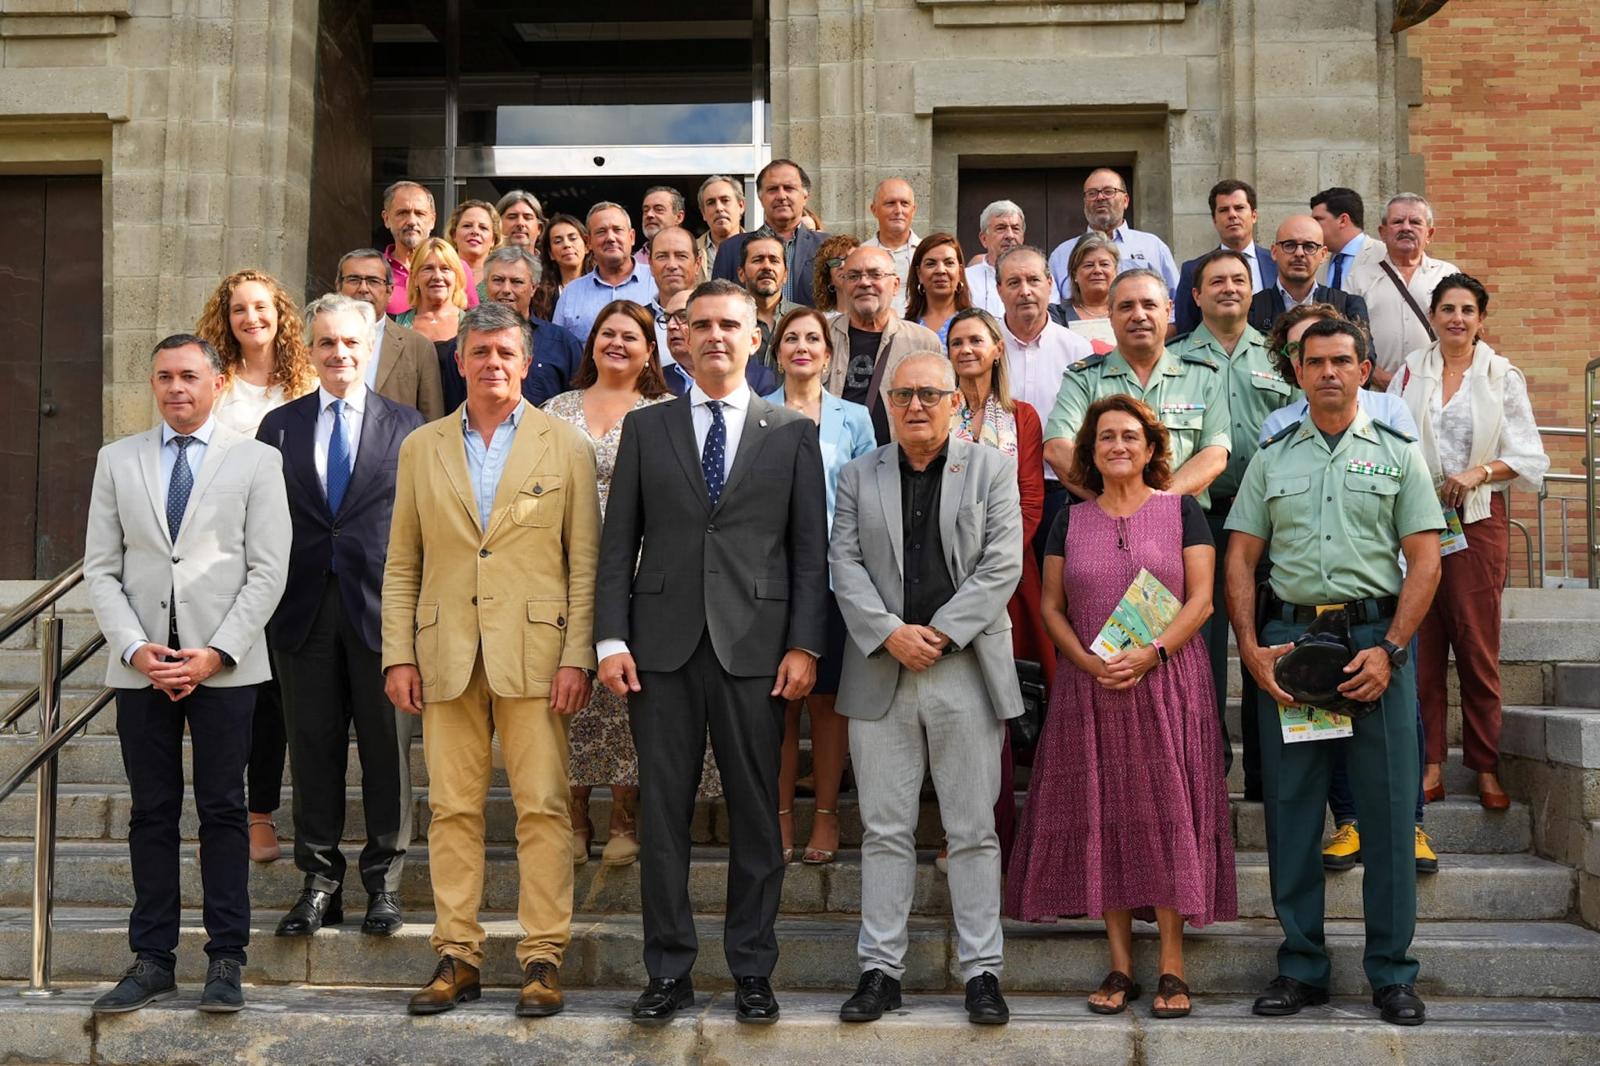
[1092,568,1181,661]
[1439,507,1469,557]
[1278,703,1354,743]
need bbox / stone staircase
[2,584,1598,1064]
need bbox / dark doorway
[0,176,104,579]
[957,164,1135,262]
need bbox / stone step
[3,908,1597,999]
[0,843,1573,923]
[1553,663,1600,709]
[0,783,1535,856]
[11,985,1600,1066]
[0,645,109,688]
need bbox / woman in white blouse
[1389,273,1548,809]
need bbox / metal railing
[0,560,114,998]
[1588,355,1600,587]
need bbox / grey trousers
[849,649,1005,982]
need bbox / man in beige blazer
[382,302,601,1019]
[336,248,447,419]
[84,333,290,1015]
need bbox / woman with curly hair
[810,233,860,317]
[193,267,316,864]
[444,198,499,303]
[532,213,591,321]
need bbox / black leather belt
[1268,595,1397,626]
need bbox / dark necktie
[326,398,352,513]
[1329,252,1346,290]
[166,435,195,540]
[701,400,726,506]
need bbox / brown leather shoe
[516,960,564,1017]
[408,955,481,1015]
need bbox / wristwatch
[1379,639,1408,667]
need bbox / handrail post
[20,616,63,998]
[1587,362,1598,588]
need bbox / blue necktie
[166,435,195,540]
[326,398,352,514]
[701,400,726,506]
[1329,252,1346,290]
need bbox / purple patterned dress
[1004,492,1236,927]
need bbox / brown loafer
[408,955,481,1015]
[516,960,564,1017]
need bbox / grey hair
[382,180,434,213]
[1065,232,1121,279]
[995,244,1050,279]
[302,293,377,338]
[644,185,686,216]
[484,244,543,285]
[1384,191,1435,227]
[495,189,544,220]
[979,199,1026,233]
[587,201,632,229]
[1108,267,1171,304]
[151,332,226,376]
[336,248,392,287]
[457,302,534,362]
[687,278,758,331]
[697,174,745,209]
[892,350,958,390]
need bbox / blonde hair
[406,237,470,311]
[194,268,315,396]
[445,199,503,257]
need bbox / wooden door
[0,176,104,578]
[957,164,1136,266]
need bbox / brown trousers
[1418,492,1509,771]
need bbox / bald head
[1272,213,1328,287]
[891,350,957,390]
[870,178,917,247]
[843,245,899,329]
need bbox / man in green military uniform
[1042,268,1230,507]
[1224,318,1442,1027]
[1177,249,1297,792]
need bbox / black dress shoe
[631,977,695,1026]
[1373,983,1426,1026]
[964,972,1009,1025]
[735,975,779,1025]
[275,888,343,937]
[92,959,177,1013]
[840,968,902,1022]
[199,958,245,1013]
[1252,975,1330,1016]
[362,892,405,936]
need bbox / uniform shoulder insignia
[1371,419,1417,443]
[1262,420,1302,447]
[1178,347,1219,370]
[1067,354,1107,373]
[1170,330,1194,346]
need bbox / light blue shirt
[763,387,876,531]
[160,415,216,499]
[1259,388,1418,445]
[1327,230,1369,290]
[551,263,658,346]
[1049,224,1180,302]
[461,399,526,531]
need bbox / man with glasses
[1048,168,1179,303]
[1248,215,1370,335]
[829,351,1023,1027]
[336,249,446,420]
[822,246,941,444]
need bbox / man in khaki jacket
[382,302,601,1019]
[822,245,941,443]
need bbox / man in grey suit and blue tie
[83,333,290,1014]
[827,351,1024,1025]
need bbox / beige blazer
[381,405,601,702]
[821,315,943,434]
[84,422,291,688]
[374,317,447,421]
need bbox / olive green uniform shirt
[1225,408,1445,605]
[1043,346,1231,508]
[1174,323,1297,504]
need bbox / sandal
[779,808,796,864]
[1151,973,1191,1019]
[801,808,838,865]
[1087,970,1141,1015]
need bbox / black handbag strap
[1379,260,1437,342]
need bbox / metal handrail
[1,634,107,733]
[1587,356,1599,587]
[0,561,86,646]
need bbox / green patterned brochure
[1439,506,1469,557]
[1277,703,1354,743]
[1091,568,1181,661]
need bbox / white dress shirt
[967,259,1005,316]
[126,416,218,663]
[364,316,388,390]
[1350,253,1460,373]
[1224,242,1266,292]
[999,317,1092,482]
[314,383,366,494]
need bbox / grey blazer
[828,435,1024,721]
[84,421,291,688]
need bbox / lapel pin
[949,463,963,473]
[759,418,768,427]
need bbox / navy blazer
[258,389,424,654]
[1174,243,1278,336]
[1247,284,1370,335]
[712,227,828,308]
[439,313,583,410]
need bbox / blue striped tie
[166,436,195,540]
[701,400,726,506]
[326,398,351,514]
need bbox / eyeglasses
[1084,186,1127,200]
[1278,340,1304,360]
[886,386,955,408]
[338,274,388,290]
[825,257,846,270]
[844,269,893,284]
[1274,240,1325,256]
[661,310,687,327]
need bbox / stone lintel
[913,57,1187,117]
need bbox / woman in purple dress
[1005,395,1235,1019]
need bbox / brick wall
[1406,3,1599,583]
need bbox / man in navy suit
[1247,214,1371,335]
[258,294,425,940]
[712,159,828,308]
[1175,179,1277,335]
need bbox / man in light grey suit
[83,333,290,1015]
[828,351,1024,1026]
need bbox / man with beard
[1248,215,1370,334]
[496,190,544,252]
[697,175,746,284]
[552,202,657,344]
[1048,168,1178,302]
[739,234,803,372]
[1347,193,1458,390]
[381,181,437,316]
[966,201,1025,316]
